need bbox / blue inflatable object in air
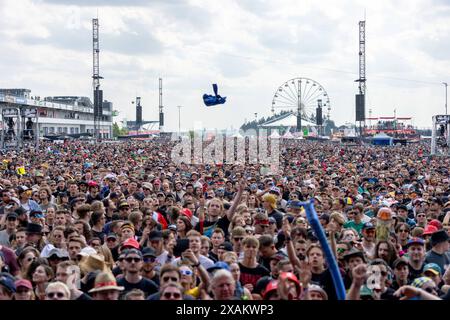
[300,199,347,300]
[203,84,226,106]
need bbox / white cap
[77,246,97,257]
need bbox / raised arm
[282,218,301,269]
[346,264,367,300]
[226,179,246,221]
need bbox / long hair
[374,240,398,268]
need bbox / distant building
[0,88,113,138]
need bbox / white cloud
[0,0,448,131]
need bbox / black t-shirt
[238,263,270,289]
[209,251,219,263]
[195,216,231,238]
[380,287,398,300]
[75,292,93,300]
[91,229,106,243]
[311,268,337,301]
[112,266,123,277]
[116,276,159,298]
[260,250,287,271]
[408,263,424,282]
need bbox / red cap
[279,272,302,294]
[88,180,99,188]
[181,208,193,219]
[15,279,33,290]
[121,238,140,250]
[428,220,442,230]
[263,280,278,299]
[423,225,438,236]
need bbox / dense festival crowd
[0,138,449,300]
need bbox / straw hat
[88,272,124,293]
[79,254,108,275]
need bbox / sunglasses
[337,248,346,254]
[180,269,193,276]
[7,217,17,221]
[46,292,66,299]
[233,237,243,241]
[143,257,156,263]
[163,292,181,299]
[162,276,179,283]
[417,214,426,218]
[107,238,117,242]
[399,229,409,233]
[125,257,142,263]
[26,257,36,263]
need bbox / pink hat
[15,279,33,290]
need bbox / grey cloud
[257,11,336,64]
[215,53,256,78]
[37,0,166,6]
[235,0,273,16]
[418,34,450,61]
[14,17,163,56]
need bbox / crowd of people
[0,137,449,300]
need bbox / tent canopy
[259,112,316,128]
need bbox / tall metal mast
[159,78,164,132]
[355,20,366,136]
[92,18,103,139]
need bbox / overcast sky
[0,0,449,131]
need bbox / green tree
[112,122,128,137]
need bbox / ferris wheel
[271,77,331,123]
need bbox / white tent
[282,131,295,139]
[232,132,243,138]
[259,112,316,128]
[270,131,280,139]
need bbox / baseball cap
[121,238,140,250]
[148,230,162,241]
[15,279,33,290]
[392,258,408,269]
[406,237,425,248]
[118,201,130,208]
[0,273,16,293]
[423,263,442,276]
[106,233,118,241]
[141,247,157,258]
[30,210,44,219]
[123,248,143,259]
[362,222,375,230]
[218,242,233,252]
[207,261,230,273]
[269,187,281,195]
[6,212,18,220]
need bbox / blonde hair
[45,281,70,300]
[97,245,115,271]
